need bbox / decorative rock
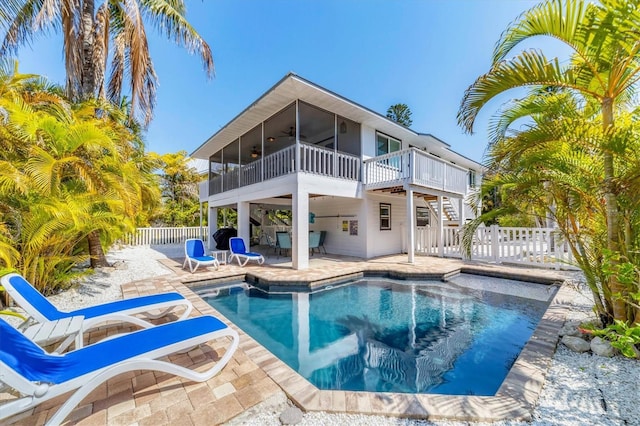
[112,260,127,270]
[590,336,615,357]
[279,406,303,425]
[559,320,582,337]
[561,335,591,353]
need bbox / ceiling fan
[266,126,306,142]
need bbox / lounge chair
[0,273,193,348]
[183,238,220,273]
[228,237,265,266]
[0,315,239,425]
[276,231,292,257]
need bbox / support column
[209,207,218,250]
[292,191,309,269]
[437,196,444,257]
[407,188,415,264]
[458,197,465,227]
[237,202,251,246]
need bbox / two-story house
[192,73,482,270]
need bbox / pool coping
[185,266,573,422]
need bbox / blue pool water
[199,274,553,395]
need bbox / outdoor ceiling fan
[266,126,306,142]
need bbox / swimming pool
[199,274,555,396]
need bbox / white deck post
[237,202,250,247]
[458,197,465,226]
[437,196,444,257]
[292,190,309,269]
[407,188,415,264]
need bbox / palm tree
[386,103,413,127]
[0,64,160,286]
[0,0,213,125]
[1,0,209,266]
[457,0,640,322]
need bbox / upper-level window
[376,132,401,156]
[468,170,477,187]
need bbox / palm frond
[141,0,214,77]
[493,0,592,64]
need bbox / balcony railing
[363,148,468,195]
[209,143,360,195]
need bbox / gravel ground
[10,246,638,426]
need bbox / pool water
[199,274,554,395]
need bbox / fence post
[491,224,500,263]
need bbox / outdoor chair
[228,237,265,266]
[0,315,239,426]
[0,273,193,350]
[183,238,219,273]
[318,230,327,254]
[276,231,292,257]
[309,231,321,255]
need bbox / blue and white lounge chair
[228,237,265,267]
[0,315,239,425]
[0,273,193,348]
[183,238,219,273]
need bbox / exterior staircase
[425,196,459,222]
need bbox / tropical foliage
[0,0,213,126]
[458,0,640,332]
[0,63,160,293]
[386,103,413,127]
[151,150,203,227]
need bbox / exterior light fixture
[339,121,347,134]
[267,136,275,142]
[251,146,259,158]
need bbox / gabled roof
[191,73,482,170]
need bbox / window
[376,133,401,156]
[416,207,430,227]
[468,170,477,188]
[380,203,391,230]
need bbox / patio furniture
[309,231,321,255]
[0,315,239,425]
[318,230,327,254]
[228,237,265,266]
[0,273,193,350]
[22,315,85,354]
[276,231,292,257]
[183,238,220,273]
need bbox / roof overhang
[191,73,484,171]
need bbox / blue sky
[14,0,555,163]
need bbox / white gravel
[12,246,638,426]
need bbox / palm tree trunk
[602,97,626,322]
[88,230,109,268]
[80,0,96,98]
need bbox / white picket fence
[125,225,577,270]
[416,225,577,270]
[122,226,204,246]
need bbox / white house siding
[309,196,366,257]
[361,125,377,159]
[364,194,408,258]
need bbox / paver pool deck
[3,251,576,425]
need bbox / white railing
[206,144,360,196]
[264,145,297,180]
[363,148,468,195]
[299,143,361,180]
[416,225,577,270]
[123,227,203,246]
